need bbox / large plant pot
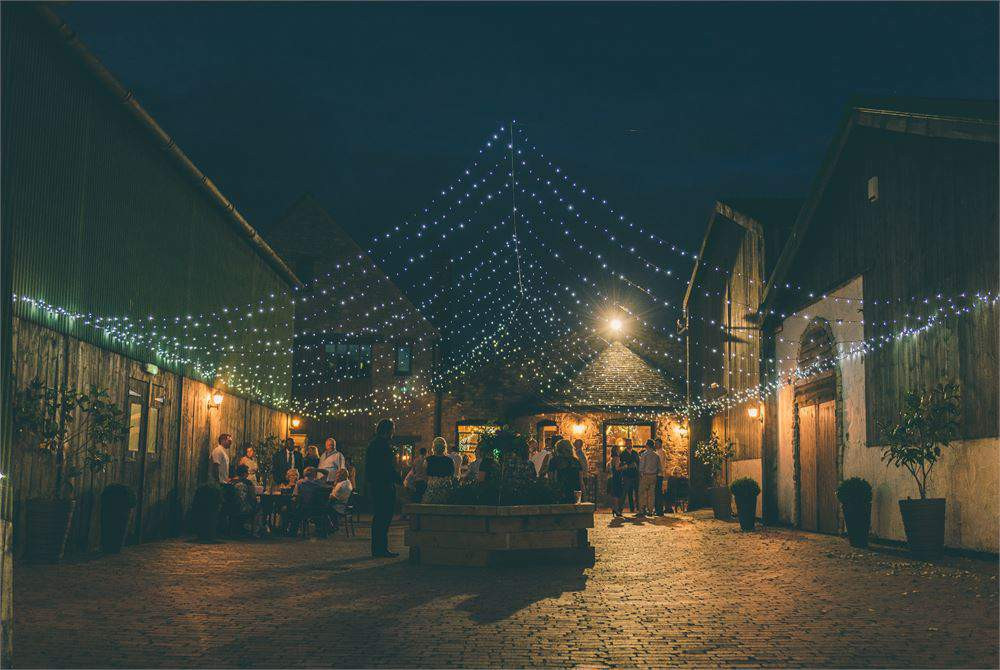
[100,502,132,554]
[899,498,945,559]
[25,498,75,563]
[709,486,732,520]
[841,500,871,548]
[734,494,757,531]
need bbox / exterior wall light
[747,404,764,421]
[208,391,224,409]
[609,318,623,333]
[572,422,586,436]
[290,416,302,430]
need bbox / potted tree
[694,433,735,520]
[13,378,128,563]
[191,484,223,542]
[836,477,872,548]
[882,383,960,559]
[100,483,137,554]
[730,477,760,531]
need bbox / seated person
[288,467,332,536]
[228,464,260,536]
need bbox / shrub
[422,478,563,506]
[835,477,872,506]
[693,432,735,485]
[881,383,960,499]
[101,483,137,510]
[730,477,761,499]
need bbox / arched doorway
[794,319,840,534]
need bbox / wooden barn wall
[10,318,288,556]
[1,6,293,405]
[776,127,999,443]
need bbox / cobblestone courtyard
[14,512,998,668]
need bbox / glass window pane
[146,406,159,454]
[396,345,412,373]
[127,402,143,452]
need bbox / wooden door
[798,404,818,531]
[797,399,838,533]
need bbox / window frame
[394,342,413,376]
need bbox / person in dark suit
[365,418,401,558]
[272,437,303,486]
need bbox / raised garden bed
[404,502,596,567]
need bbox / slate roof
[544,341,681,411]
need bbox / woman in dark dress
[609,444,624,517]
[547,440,583,503]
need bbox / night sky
[57,2,997,282]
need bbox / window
[127,399,143,453]
[455,423,499,460]
[325,342,372,379]
[394,344,413,375]
[146,385,164,455]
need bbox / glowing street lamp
[609,318,623,333]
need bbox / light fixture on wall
[674,423,689,439]
[747,403,764,421]
[290,416,302,430]
[208,391,224,410]
[572,422,586,436]
[609,318,623,333]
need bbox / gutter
[35,5,303,289]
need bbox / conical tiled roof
[546,341,681,410]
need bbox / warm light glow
[290,417,302,429]
[210,392,224,407]
[609,318,623,332]
[747,405,760,419]
[674,423,689,438]
[572,423,586,435]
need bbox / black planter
[709,486,732,520]
[100,488,134,554]
[841,500,871,548]
[734,494,757,531]
[899,498,946,559]
[25,498,75,563]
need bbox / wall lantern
[572,422,586,436]
[290,416,302,430]
[747,403,764,421]
[609,318,623,333]
[674,423,689,439]
[208,391,224,410]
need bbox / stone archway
[792,318,843,534]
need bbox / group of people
[209,434,358,537]
[608,437,685,518]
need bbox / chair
[297,484,333,538]
[332,502,355,537]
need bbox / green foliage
[192,483,222,512]
[101,483,137,510]
[881,383,961,499]
[251,434,280,486]
[13,377,129,498]
[693,432,735,484]
[729,476,761,499]
[422,478,563,506]
[835,477,872,506]
[476,426,525,460]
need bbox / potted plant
[881,383,960,559]
[730,477,760,531]
[836,477,872,548]
[13,378,128,562]
[100,483,137,554]
[693,432,735,520]
[191,483,223,542]
[251,434,279,488]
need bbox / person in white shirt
[654,438,668,515]
[530,440,552,477]
[318,437,345,481]
[638,439,662,517]
[330,469,354,533]
[211,434,233,484]
[446,441,464,479]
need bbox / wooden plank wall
[10,317,289,555]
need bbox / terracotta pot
[734,493,757,531]
[899,498,946,559]
[841,500,871,548]
[709,486,732,520]
[25,498,75,563]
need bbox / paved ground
[13,511,999,669]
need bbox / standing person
[237,444,259,484]
[547,439,584,503]
[318,438,345,481]
[272,438,303,482]
[365,419,401,558]
[608,444,624,517]
[638,439,661,517]
[653,438,668,515]
[211,434,233,484]
[530,437,552,477]
[303,445,321,470]
[619,439,639,514]
[446,441,464,480]
[573,439,590,501]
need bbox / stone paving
[13,511,999,668]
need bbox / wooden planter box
[404,503,596,567]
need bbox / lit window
[395,344,412,375]
[456,423,499,460]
